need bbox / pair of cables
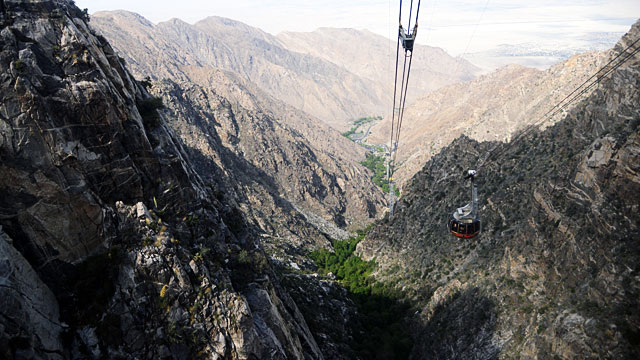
[388,0,421,214]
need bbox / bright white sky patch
[76,0,639,56]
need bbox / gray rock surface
[0,227,64,360]
[0,1,325,358]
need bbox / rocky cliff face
[359,19,640,359]
[0,1,331,358]
[368,50,609,186]
[89,11,388,131]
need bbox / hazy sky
[76,0,639,55]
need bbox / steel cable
[477,40,640,171]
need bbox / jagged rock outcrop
[280,274,360,360]
[359,19,640,359]
[0,227,64,359]
[0,1,328,358]
[99,201,323,360]
[368,50,609,186]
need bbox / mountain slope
[359,20,640,359]
[368,50,609,186]
[90,11,386,130]
[90,11,388,244]
[278,27,479,104]
[148,73,385,255]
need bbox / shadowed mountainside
[359,19,640,359]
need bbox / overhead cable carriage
[448,170,481,239]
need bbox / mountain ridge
[359,18,640,359]
[277,26,480,108]
[91,10,388,130]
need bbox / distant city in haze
[77,0,639,69]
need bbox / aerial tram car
[448,170,481,239]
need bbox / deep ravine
[1,1,639,360]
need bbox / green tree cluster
[341,126,361,138]
[310,231,373,294]
[309,229,413,359]
[361,154,399,195]
[342,115,382,139]
[353,115,382,127]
